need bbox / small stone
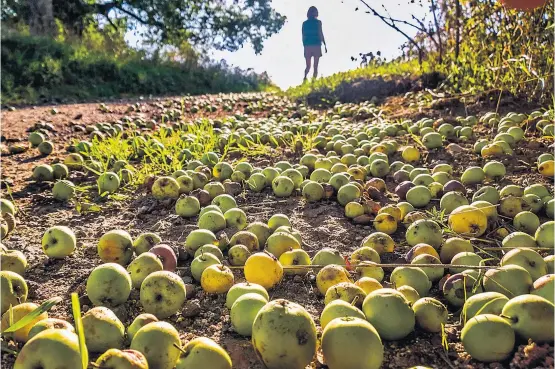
[446,143,465,153]
[182,300,201,318]
[182,276,193,284]
[111,305,129,322]
[138,206,150,214]
[185,284,196,299]
[293,275,302,283]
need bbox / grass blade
[71,293,88,369]
[3,297,62,333]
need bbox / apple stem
[173,343,187,354]
[351,295,360,306]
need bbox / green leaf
[3,297,62,333]
[71,293,88,369]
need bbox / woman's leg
[304,55,311,81]
[313,56,320,79]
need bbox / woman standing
[302,6,327,82]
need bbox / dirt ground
[1,94,554,369]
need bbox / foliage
[286,59,429,101]
[289,0,553,106]
[1,33,273,105]
[2,0,286,54]
[435,0,553,103]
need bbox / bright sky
[211,0,426,89]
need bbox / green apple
[1,249,27,275]
[86,263,132,307]
[134,232,162,255]
[500,247,547,280]
[37,140,54,155]
[531,274,554,303]
[140,271,186,319]
[212,194,237,213]
[0,270,28,315]
[0,199,16,216]
[204,182,226,199]
[461,292,509,322]
[127,313,159,342]
[95,349,149,369]
[52,180,75,201]
[267,214,291,231]
[406,219,443,249]
[41,226,76,258]
[390,267,431,297]
[176,175,194,194]
[130,321,181,369]
[52,163,69,179]
[461,314,515,362]
[362,288,415,340]
[272,175,295,197]
[175,195,201,217]
[27,318,74,341]
[337,183,361,206]
[98,172,121,194]
[98,229,133,265]
[225,282,269,309]
[184,229,217,256]
[64,153,84,169]
[175,337,232,369]
[228,244,251,266]
[224,208,248,230]
[248,172,267,192]
[449,252,483,274]
[28,131,45,146]
[127,252,164,288]
[194,244,224,261]
[230,293,267,336]
[229,230,259,252]
[13,329,83,369]
[483,265,533,298]
[191,253,220,281]
[152,176,181,200]
[198,210,226,233]
[246,222,272,246]
[535,221,554,248]
[32,164,54,182]
[412,297,448,333]
[501,294,554,342]
[82,306,125,352]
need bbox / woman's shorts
[304,45,322,58]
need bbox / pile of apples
[3,98,555,368]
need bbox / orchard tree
[2,0,286,53]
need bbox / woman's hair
[307,6,318,19]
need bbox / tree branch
[114,4,151,26]
[358,0,423,64]
[410,15,440,49]
[103,12,118,31]
[430,0,443,63]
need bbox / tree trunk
[29,0,57,37]
[431,0,443,64]
[455,0,461,60]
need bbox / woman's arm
[319,21,327,52]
